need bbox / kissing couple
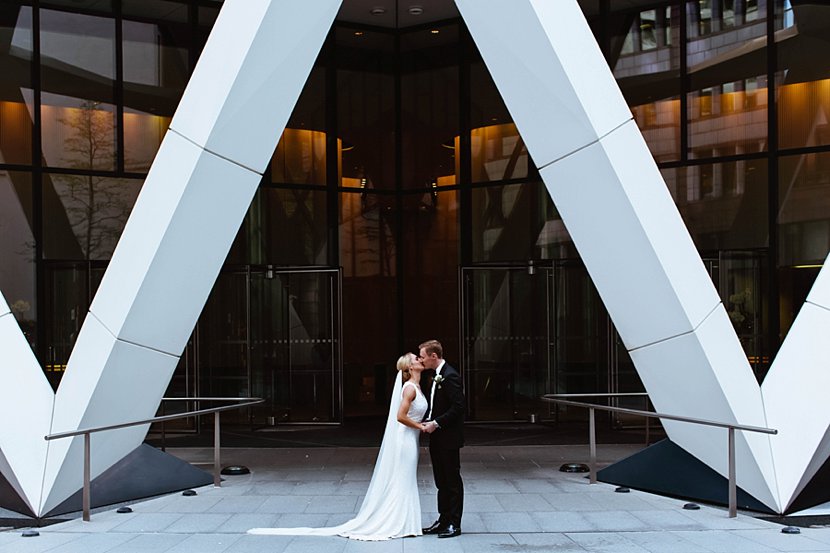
[249,339,465,540]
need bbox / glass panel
[470,50,526,182]
[40,9,116,170]
[271,67,327,186]
[686,0,768,159]
[0,5,33,165]
[243,187,328,266]
[463,268,546,421]
[779,152,830,266]
[612,5,681,163]
[0,170,36,348]
[718,252,769,381]
[401,190,459,361]
[41,1,111,13]
[199,271,248,407]
[400,24,459,189]
[250,271,338,423]
[776,2,830,150]
[340,190,398,417]
[336,28,395,191]
[122,0,188,23]
[471,181,555,262]
[662,159,768,250]
[122,13,190,172]
[43,262,104,387]
[549,264,612,421]
[43,174,141,259]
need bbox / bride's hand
[419,423,427,432]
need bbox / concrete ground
[2,444,829,552]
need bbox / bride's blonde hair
[396,353,414,382]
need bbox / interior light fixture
[354,31,364,37]
[408,6,424,15]
[792,264,824,269]
[430,29,440,34]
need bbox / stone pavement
[2,444,830,552]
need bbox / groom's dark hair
[419,339,443,358]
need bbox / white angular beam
[0,292,54,514]
[457,0,779,510]
[37,0,341,515]
[763,259,830,510]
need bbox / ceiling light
[354,31,364,37]
[370,7,386,16]
[430,29,440,34]
[408,6,424,15]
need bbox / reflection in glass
[250,271,339,423]
[612,5,681,162]
[43,175,141,260]
[776,2,830,150]
[0,170,35,347]
[43,262,105,387]
[242,186,328,266]
[0,5,33,165]
[40,9,116,170]
[401,191,459,360]
[470,55,523,182]
[122,16,189,172]
[337,28,395,190]
[470,123,527,182]
[779,152,830,267]
[401,24,459,189]
[340,190,398,417]
[662,160,768,250]
[463,268,545,421]
[270,129,327,186]
[686,0,768,158]
[471,181,556,262]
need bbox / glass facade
[1,0,827,425]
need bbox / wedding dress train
[249,372,427,541]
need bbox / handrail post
[83,432,91,522]
[728,426,736,518]
[589,407,597,484]
[214,411,221,487]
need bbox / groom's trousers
[430,445,463,526]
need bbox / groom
[419,339,464,539]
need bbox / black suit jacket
[423,362,465,449]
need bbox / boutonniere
[433,374,445,389]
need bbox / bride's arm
[397,386,426,431]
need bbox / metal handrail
[542,393,777,518]
[45,397,264,522]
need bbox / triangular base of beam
[0,471,36,518]
[44,443,213,517]
[597,439,775,514]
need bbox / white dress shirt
[426,359,446,421]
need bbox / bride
[249,352,428,540]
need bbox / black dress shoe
[422,520,445,535]
[437,524,461,538]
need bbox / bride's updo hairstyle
[396,354,413,382]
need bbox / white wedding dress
[249,372,427,541]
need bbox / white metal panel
[42,314,178,514]
[0,298,54,514]
[169,0,341,171]
[763,301,830,509]
[630,307,777,511]
[455,0,631,168]
[88,131,261,355]
[539,120,721,349]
